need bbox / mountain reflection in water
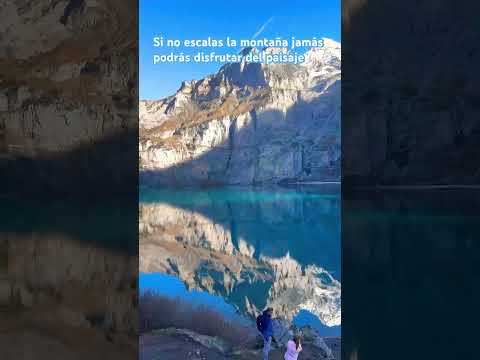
[139,185,341,334]
[0,198,138,360]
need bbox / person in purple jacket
[284,335,303,360]
[256,307,276,360]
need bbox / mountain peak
[322,37,341,50]
[140,36,341,186]
[302,38,341,75]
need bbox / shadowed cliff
[342,0,480,187]
[0,131,138,196]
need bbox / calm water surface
[139,184,341,336]
[343,190,480,360]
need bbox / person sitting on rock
[284,335,303,360]
[256,307,275,360]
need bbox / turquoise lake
[139,184,341,337]
[342,189,480,360]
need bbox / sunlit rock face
[139,193,341,327]
[139,39,340,185]
[265,255,341,327]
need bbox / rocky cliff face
[342,1,480,186]
[0,0,138,194]
[140,201,341,327]
[139,39,340,186]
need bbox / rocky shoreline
[140,326,340,360]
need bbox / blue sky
[140,0,340,99]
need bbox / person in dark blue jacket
[257,307,275,360]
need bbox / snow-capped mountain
[139,38,341,185]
